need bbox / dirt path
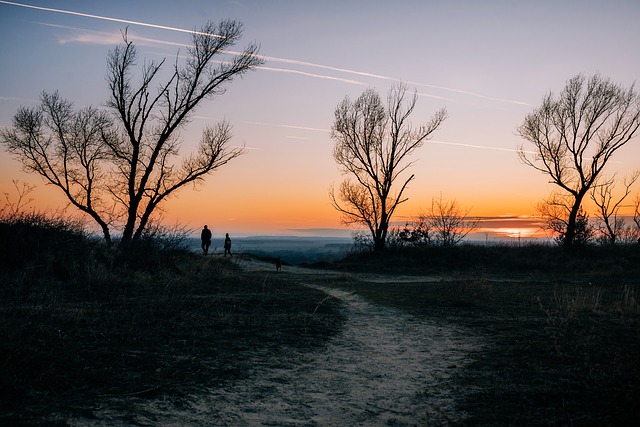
[71,258,481,426]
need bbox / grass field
[1,213,639,425]
[327,247,640,425]
[0,215,344,424]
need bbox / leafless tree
[517,74,640,249]
[1,21,263,246]
[1,180,36,217]
[537,192,593,245]
[632,195,640,244]
[590,172,639,244]
[330,83,447,251]
[418,195,479,247]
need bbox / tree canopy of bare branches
[330,83,447,251]
[590,172,639,244]
[517,74,640,248]
[419,195,479,247]
[1,20,263,246]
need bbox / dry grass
[2,213,640,425]
[0,214,344,424]
[328,247,640,426]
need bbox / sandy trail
[71,258,480,426]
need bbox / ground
[3,250,639,426]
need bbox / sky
[1,0,639,240]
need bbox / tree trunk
[373,237,385,252]
[563,193,586,249]
[373,217,388,252]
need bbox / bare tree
[1,180,36,217]
[632,195,640,244]
[1,21,263,246]
[330,83,447,251]
[517,74,640,249]
[418,195,479,247]
[537,192,593,245]
[590,172,639,244]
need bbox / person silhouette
[201,225,212,255]
[224,233,232,257]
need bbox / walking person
[201,225,212,255]
[224,233,232,257]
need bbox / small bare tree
[418,195,479,246]
[537,193,593,245]
[1,20,263,246]
[633,195,640,244]
[330,83,447,251]
[1,180,36,217]
[517,74,640,249]
[590,172,639,244]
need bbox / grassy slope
[2,214,640,425]
[0,217,344,424]
[328,245,640,426]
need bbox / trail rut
[70,258,481,426]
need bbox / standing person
[201,225,212,255]
[224,233,232,257]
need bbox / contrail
[192,117,330,133]
[410,82,532,106]
[242,121,330,133]
[259,54,531,105]
[243,123,525,154]
[1,0,531,106]
[200,115,524,153]
[429,140,519,153]
[258,66,367,86]
[39,22,187,47]
[0,0,224,38]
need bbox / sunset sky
[1,0,639,240]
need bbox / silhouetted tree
[590,172,639,244]
[634,195,640,244]
[517,74,640,249]
[418,195,479,247]
[536,192,594,246]
[387,221,431,249]
[330,83,447,251]
[1,20,263,246]
[1,180,35,217]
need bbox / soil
[65,258,482,426]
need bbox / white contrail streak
[429,140,517,152]
[258,66,366,86]
[243,121,330,133]
[0,0,223,38]
[39,22,186,47]
[1,0,530,106]
[198,115,525,152]
[259,54,530,106]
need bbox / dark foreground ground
[1,225,639,425]
[331,246,640,426]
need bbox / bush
[0,212,90,278]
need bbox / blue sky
[1,0,639,238]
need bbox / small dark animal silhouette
[275,257,282,272]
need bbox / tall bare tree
[330,83,447,251]
[517,74,640,248]
[1,20,263,246]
